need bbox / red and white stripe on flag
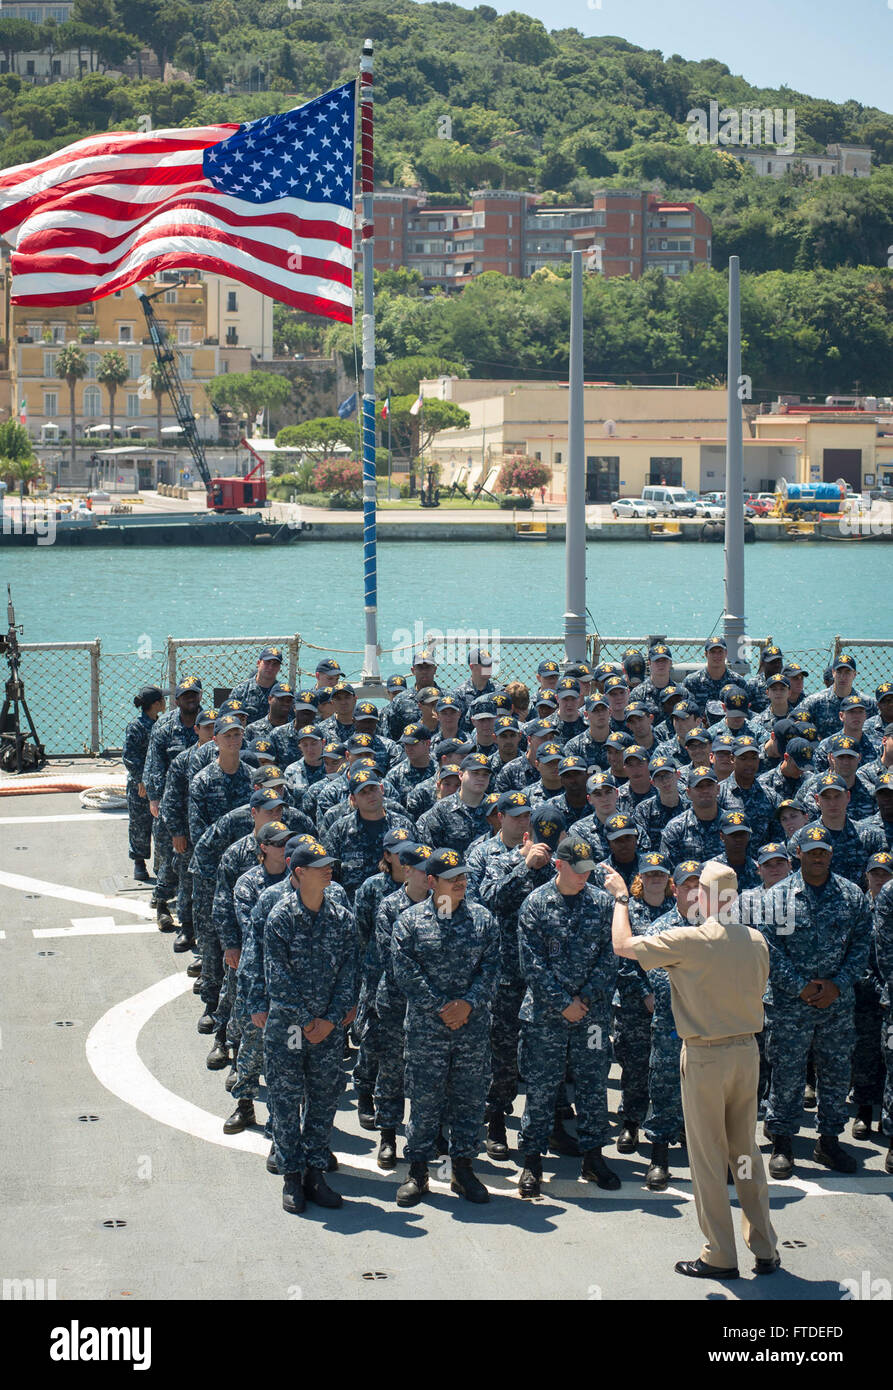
[0,83,356,323]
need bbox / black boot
[133,859,151,882]
[813,1134,857,1173]
[356,1091,376,1131]
[266,1143,279,1175]
[223,1098,255,1134]
[886,1140,893,1176]
[548,1118,580,1158]
[156,902,175,932]
[768,1134,794,1179]
[326,1150,339,1173]
[173,927,195,953]
[485,1111,510,1161]
[581,1147,621,1190]
[224,1067,237,1093]
[396,1161,429,1207]
[185,958,202,978]
[282,1172,305,1215]
[518,1153,543,1198]
[852,1107,873,1140]
[192,978,202,995]
[616,1120,639,1154]
[304,1166,343,1208]
[197,1008,216,1035]
[377,1128,398,1170]
[450,1156,489,1204]
[206,1030,230,1070]
[645,1141,670,1191]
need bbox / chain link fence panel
[832,638,893,696]
[18,642,98,756]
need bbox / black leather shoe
[197,1009,216,1035]
[173,928,195,953]
[192,978,202,995]
[266,1144,279,1175]
[485,1112,510,1161]
[304,1166,343,1208]
[852,1107,873,1140]
[133,859,151,882]
[378,1128,398,1170]
[581,1147,621,1190]
[813,1134,857,1173]
[768,1134,794,1179]
[753,1256,781,1275]
[616,1121,639,1154]
[357,1092,376,1130]
[186,959,202,978]
[282,1172,305,1215]
[396,1161,429,1206]
[223,1098,255,1134]
[206,1035,230,1070]
[548,1123,581,1158]
[645,1141,670,1191]
[156,903,175,932]
[450,1157,489,1204]
[803,1082,817,1109]
[518,1153,542,1198]
[675,1258,739,1280]
[224,1067,237,1093]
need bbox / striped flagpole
[358,39,380,681]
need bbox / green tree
[275,417,356,459]
[150,361,166,443]
[205,371,292,432]
[0,18,40,75]
[0,419,36,492]
[55,345,88,476]
[97,350,129,441]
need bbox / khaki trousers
[680,1035,778,1270]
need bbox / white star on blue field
[203,82,355,207]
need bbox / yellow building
[752,407,893,491]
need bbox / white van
[641,485,697,517]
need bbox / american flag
[0,82,355,323]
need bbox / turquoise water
[3,539,887,664]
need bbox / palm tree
[150,361,167,443]
[55,345,88,475]
[98,350,129,441]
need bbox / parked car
[641,485,698,517]
[697,491,756,518]
[612,497,658,519]
[746,494,772,516]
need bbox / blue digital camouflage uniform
[561,732,610,770]
[405,776,442,821]
[392,895,500,1161]
[761,868,871,1137]
[188,759,255,1009]
[264,886,358,1175]
[226,676,280,724]
[797,818,884,885]
[554,716,586,742]
[319,792,409,837]
[683,667,759,713]
[857,813,893,853]
[527,778,565,808]
[541,790,590,829]
[614,892,669,1127]
[143,712,199,905]
[230,862,287,1117]
[873,881,893,1139]
[635,794,683,844]
[641,902,686,1144]
[570,814,616,864]
[318,716,359,746]
[479,844,554,1117]
[492,755,542,793]
[758,765,813,807]
[813,731,878,775]
[463,832,511,904]
[383,757,437,807]
[706,716,760,742]
[517,879,617,1155]
[245,714,278,742]
[416,792,492,855]
[160,741,218,930]
[801,687,877,739]
[373,885,427,1129]
[326,808,415,901]
[122,711,156,862]
[385,688,425,740]
[717,774,778,847]
[652,736,694,768]
[714,851,761,891]
[659,808,724,868]
[451,676,502,722]
[616,784,659,819]
[301,772,348,828]
[352,867,406,1103]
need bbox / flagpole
[358,38,380,681]
[386,389,392,499]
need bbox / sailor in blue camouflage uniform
[652,698,703,767]
[635,756,683,844]
[551,678,586,742]
[612,850,676,1153]
[462,790,531,904]
[859,726,893,792]
[269,693,319,771]
[325,766,415,900]
[525,740,565,806]
[494,720,557,792]
[220,820,292,1135]
[368,842,435,1169]
[634,642,675,709]
[714,810,761,891]
[226,645,285,724]
[717,735,778,845]
[761,826,872,1179]
[591,812,648,891]
[316,678,362,744]
[160,709,218,952]
[801,652,876,739]
[705,684,758,740]
[572,771,622,861]
[264,839,358,1214]
[751,673,796,740]
[281,721,327,799]
[641,860,702,1189]
[683,636,758,713]
[416,751,493,852]
[874,877,893,1172]
[351,827,414,1128]
[405,741,467,819]
[478,803,564,1159]
[865,683,893,743]
[143,677,202,928]
[383,723,436,806]
[815,737,879,821]
[244,681,295,743]
[801,772,886,884]
[122,685,166,882]
[758,736,815,807]
[850,852,893,1144]
[813,696,879,774]
[563,692,612,769]
[392,848,500,1207]
[541,754,591,828]
[451,645,503,724]
[188,714,254,1032]
[857,771,893,852]
[616,744,659,816]
[660,766,724,868]
[515,837,621,1196]
[384,650,439,739]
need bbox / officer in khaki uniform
[605,859,779,1281]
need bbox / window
[508,216,513,229]
[177,326,191,345]
[127,352,141,379]
[52,60,61,75]
[554,452,562,465]
[227,291,238,312]
[164,290,177,305]
[585,455,620,504]
[648,457,683,486]
[118,324,133,342]
[27,321,42,338]
[26,61,35,77]
[44,352,56,377]
[179,354,193,380]
[85,353,100,379]
[472,211,484,228]
[126,393,141,418]
[83,387,102,418]
[507,238,512,250]
[44,392,58,416]
[766,161,772,173]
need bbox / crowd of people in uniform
[120,637,893,1221]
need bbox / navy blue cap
[815,772,847,794]
[799,825,833,853]
[269,682,294,701]
[784,737,813,766]
[622,744,650,763]
[758,841,791,865]
[400,723,432,745]
[495,715,521,734]
[704,636,728,651]
[672,699,700,718]
[416,685,442,705]
[528,719,559,739]
[587,771,618,792]
[688,765,718,784]
[218,698,249,720]
[559,755,588,774]
[250,787,285,809]
[639,850,671,875]
[832,653,857,672]
[732,735,760,755]
[537,659,561,677]
[497,790,532,815]
[315,657,343,676]
[175,676,203,698]
[648,756,678,776]
[840,694,868,712]
[354,701,379,720]
[606,731,633,749]
[711,735,737,752]
[867,851,893,874]
[648,643,673,660]
[330,680,356,697]
[605,813,638,841]
[398,841,434,867]
[436,696,463,714]
[720,684,749,708]
[530,803,567,847]
[585,694,609,711]
[383,827,414,851]
[346,733,377,753]
[536,742,564,764]
[719,809,752,834]
[683,728,711,745]
[323,741,346,757]
[469,696,498,719]
[437,738,471,761]
[468,647,493,667]
[672,859,702,882]
[287,839,336,869]
[386,674,408,692]
[252,764,285,787]
[460,752,492,773]
[347,766,382,788]
[437,762,462,781]
[765,674,790,690]
[256,820,292,846]
[556,678,581,697]
[426,847,467,878]
[555,836,598,870]
[214,713,243,734]
[296,723,324,741]
[195,707,217,727]
[259,645,284,663]
[535,690,559,708]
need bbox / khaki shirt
[625,915,769,1042]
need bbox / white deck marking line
[85,974,887,1200]
[0,869,154,918]
[0,812,127,824]
[35,916,159,938]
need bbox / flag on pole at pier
[0,82,355,322]
[337,391,357,418]
[380,399,389,419]
[409,394,423,416]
